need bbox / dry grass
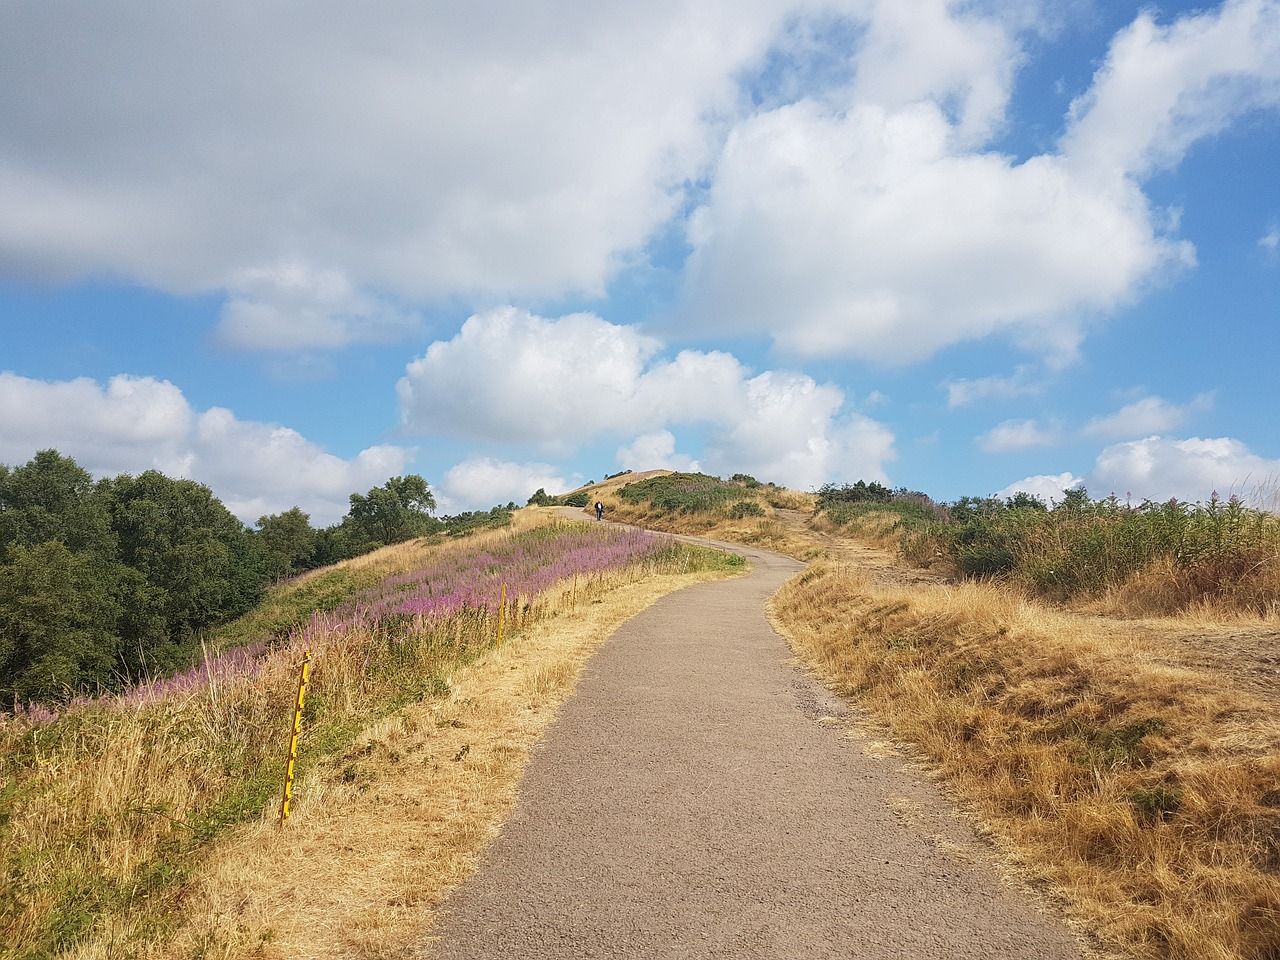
[770,566,1280,960]
[153,565,735,960]
[0,513,739,959]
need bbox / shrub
[729,500,765,519]
[562,492,590,508]
[616,473,743,514]
[526,488,556,506]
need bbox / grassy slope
[0,512,742,960]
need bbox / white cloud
[1087,435,1280,503]
[217,261,421,351]
[436,457,577,514]
[397,307,663,450]
[681,92,1190,364]
[849,0,1022,146]
[1081,392,1213,440]
[1262,225,1280,253]
[1061,0,1280,180]
[999,434,1280,507]
[0,2,801,348]
[397,306,896,489]
[945,366,1043,407]
[680,0,1280,364]
[993,472,1083,503]
[0,372,410,525]
[616,432,700,474]
[977,418,1060,453]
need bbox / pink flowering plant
[0,521,736,957]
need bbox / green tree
[0,449,115,558]
[0,542,124,705]
[104,471,265,639]
[255,507,318,581]
[346,475,439,547]
[526,487,556,506]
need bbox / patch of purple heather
[2,524,674,726]
[292,524,669,648]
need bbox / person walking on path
[594,500,604,521]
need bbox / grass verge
[771,565,1280,960]
[0,517,740,959]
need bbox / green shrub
[729,500,765,519]
[563,492,590,508]
[616,473,743,514]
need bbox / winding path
[424,537,1091,959]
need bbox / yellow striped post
[279,651,311,826]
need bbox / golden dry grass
[1,511,740,959]
[153,566,734,960]
[770,566,1280,960]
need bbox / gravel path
[424,539,1092,959]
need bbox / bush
[729,500,765,519]
[816,480,894,509]
[563,492,591,508]
[526,488,556,506]
[616,473,744,514]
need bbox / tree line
[0,450,462,707]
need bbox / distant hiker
[595,500,604,521]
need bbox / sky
[1,0,1278,525]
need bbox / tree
[103,471,264,639]
[346,475,439,547]
[0,449,115,558]
[256,507,318,581]
[0,542,123,706]
[1005,492,1048,511]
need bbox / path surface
[424,537,1092,959]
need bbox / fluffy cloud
[1088,435,1280,503]
[397,307,895,489]
[217,262,422,351]
[1081,393,1213,440]
[1000,435,1280,506]
[977,419,1060,453]
[681,0,1279,363]
[994,472,1083,504]
[397,307,663,449]
[0,372,410,524]
[436,457,577,514]
[616,432,701,474]
[0,2,801,348]
[1061,0,1280,180]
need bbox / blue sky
[1,0,1277,525]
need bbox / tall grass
[772,567,1280,960]
[859,493,1280,616]
[0,522,728,959]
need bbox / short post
[280,651,311,826]
[496,583,507,650]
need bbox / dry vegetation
[759,501,1280,960]
[579,470,822,559]
[0,512,740,959]
[8,468,1280,960]
[587,474,1280,957]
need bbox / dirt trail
[422,534,1094,959]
